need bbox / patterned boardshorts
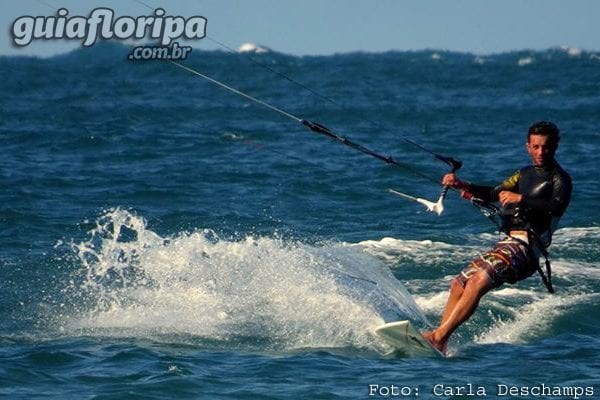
[456,238,538,289]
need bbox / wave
[357,227,600,348]
[52,208,599,355]
[56,208,428,353]
[238,42,271,54]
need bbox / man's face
[526,134,557,167]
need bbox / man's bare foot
[422,331,447,354]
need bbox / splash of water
[64,208,427,352]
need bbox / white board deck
[375,320,445,357]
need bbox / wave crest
[63,208,427,352]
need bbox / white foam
[65,209,428,352]
[490,287,538,298]
[413,291,450,314]
[63,215,598,353]
[518,56,534,66]
[354,237,481,266]
[238,42,270,54]
[222,131,245,140]
[559,45,583,57]
[551,259,600,281]
[472,226,600,344]
[476,292,597,344]
[552,226,600,242]
[356,227,599,349]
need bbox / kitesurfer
[422,121,572,353]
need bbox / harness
[467,196,555,293]
[508,231,554,294]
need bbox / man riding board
[422,121,572,353]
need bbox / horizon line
[2,40,599,60]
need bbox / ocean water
[1,43,599,399]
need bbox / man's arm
[443,171,521,204]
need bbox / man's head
[526,121,560,167]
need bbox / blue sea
[1,43,599,399]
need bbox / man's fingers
[499,191,520,206]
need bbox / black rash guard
[466,160,572,248]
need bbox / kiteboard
[375,320,445,357]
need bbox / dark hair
[528,121,560,144]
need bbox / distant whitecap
[518,56,534,66]
[238,42,270,54]
[222,132,245,141]
[559,45,583,57]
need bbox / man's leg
[424,270,493,352]
[440,278,466,326]
[422,274,467,351]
